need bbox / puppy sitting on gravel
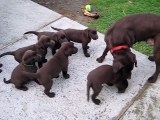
[26,42,78,97]
[87,51,137,105]
[51,26,98,57]
[0,35,54,68]
[4,50,42,91]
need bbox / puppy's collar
[23,63,35,67]
[110,45,129,53]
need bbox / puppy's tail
[0,51,15,58]
[24,31,39,36]
[87,80,91,102]
[4,78,11,84]
[51,26,63,31]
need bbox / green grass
[88,0,160,55]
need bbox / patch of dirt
[32,0,94,25]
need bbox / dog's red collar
[110,45,129,53]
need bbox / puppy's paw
[86,46,89,49]
[107,83,114,86]
[118,89,125,93]
[55,75,59,78]
[148,76,156,83]
[96,57,104,63]
[64,74,70,79]
[148,56,155,61]
[47,92,55,98]
[93,99,101,105]
[85,53,90,57]
[43,59,47,63]
[17,86,28,91]
[0,63,3,67]
[0,69,2,73]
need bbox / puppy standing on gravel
[26,42,78,97]
[87,51,137,105]
[4,50,42,91]
[24,30,68,55]
[51,26,98,57]
[0,35,54,68]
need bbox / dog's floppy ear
[87,28,98,40]
[127,52,137,67]
[113,60,124,73]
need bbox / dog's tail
[0,51,15,58]
[24,31,39,36]
[87,80,91,102]
[51,26,63,31]
[4,78,11,84]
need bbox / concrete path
[0,0,159,120]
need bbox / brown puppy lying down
[87,51,137,105]
[24,30,68,55]
[26,42,78,97]
[51,26,98,57]
[4,50,42,91]
[97,13,160,63]
[148,34,160,83]
[0,35,54,68]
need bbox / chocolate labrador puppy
[97,13,160,63]
[24,30,68,55]
[25,42,78,97]
[87,50,137,105]
[4,50,42,91]
[0,35,54,68]
[148,34,160,83]
[51,26,98,57]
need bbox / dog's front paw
[118,89,125,93]
[47,92,55,98]
[55,75,59,78]
[85,53,90,57]
[43,59,47,63]
[107,83,114,86]
[93,99,101,105]
[96,57,104,63]
[17,86,28,91]
[148,56,155,61]
[148,76,156,83]
[64,74,70,79]
[0,63,3,67]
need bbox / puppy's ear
[87,29,98,40]
[64,48,71,56]
[113,61,124,73]
[127,52,137,67]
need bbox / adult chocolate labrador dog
[96,13,160,83]
[51,27,98,57]
[4,50,42,91]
